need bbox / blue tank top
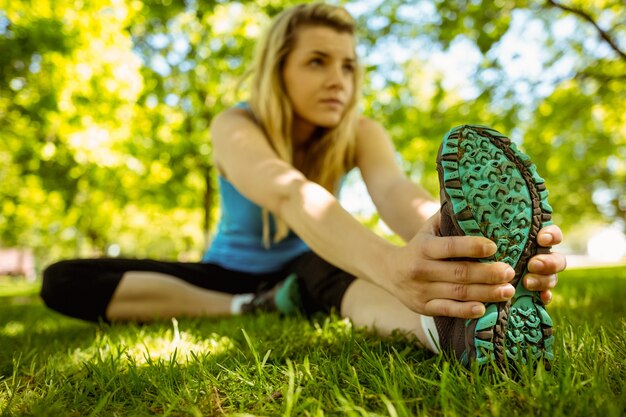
[202,176,309,273]
[202,102,309,273]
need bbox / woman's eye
[343,64,355,73]
[309,58,323,67]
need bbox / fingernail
[529,260,543,271]
[502,284,515,298]
[472,305,485,316]
[550,274,558,288]
[539,233,552,246]
[526,278,538,290]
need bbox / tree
[351,0,625,234]
[0,0,624,268]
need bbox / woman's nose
[325,65,345,89]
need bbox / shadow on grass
[1,267,625,416]
[0,301,99,375]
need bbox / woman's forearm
[277,178,397,287]
[374,177,440,242]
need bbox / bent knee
[40,259,122,322]
[40,260,80,310]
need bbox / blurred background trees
[0,0,624,268]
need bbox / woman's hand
[384,212,516,319]
[383,214,565,319]
[523,224,566,305]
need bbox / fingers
[528,252,567,274]
[423,299,486,319]
[427,211,441,235]
[524,273,558,291]
[420,280,554,319]
[404,260,515,319]
[422,223,564,259]
[421,234,498,260]
[537,225,563,247]
[401,220,565,319]
[425,281,515,303]
[539,290,553,305]
[420,260,514,285]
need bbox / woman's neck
[292,116,318,149]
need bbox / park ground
[1,264,625,416]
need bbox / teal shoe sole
[440,125,554,368]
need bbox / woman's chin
[314,114,343,129]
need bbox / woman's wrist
[360,240,402,292]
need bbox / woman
[42,3,566,367]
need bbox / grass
[0,278,40,298]
[1,267,625,416]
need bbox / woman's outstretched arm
[355,118,565,306]
[210,109,515,319]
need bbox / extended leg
[290,252,437,351]
[340,279,435,351]
[105,271,234,321]
[41,258,283,323]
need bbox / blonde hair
[247,3,362,247]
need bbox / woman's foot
[241,273,302,315]
[435,125,554,369]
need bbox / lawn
[1,266,625,416]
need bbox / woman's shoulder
[215,105,254,120]
[212,105,258,131]
[353,115,397,168]
[355,115,389,141]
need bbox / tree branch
[546,0,626,61]
[576,69,626,82]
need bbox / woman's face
[282,25,356,137]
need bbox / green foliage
[354,0,625,233]
[1,266,625,415]
[0,0,624,265]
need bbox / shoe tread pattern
[440,125,554,369]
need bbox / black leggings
[40,251,356,322]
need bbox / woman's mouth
[320,98,344,109]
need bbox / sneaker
[434,124,554,369]
[241,273,302,315]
